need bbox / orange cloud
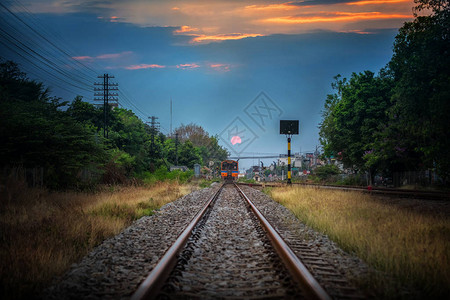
[347,0,410,5]
[173,25,199,34]
[244,3,298,11]
[192,33,263,43]
[125,64,165,70]
[262,12,410,24]
[33,1,416,43]
[176,63,200,69]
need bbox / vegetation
[313,164,340,181]
[269,186,450,299]
[0,179,193,300]
[0,60,228,189]
[319,0,450,185]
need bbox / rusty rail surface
[234,183,332,300]
[132,182,331,300]
[131,184,224,300]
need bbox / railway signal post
[280,120,299,184]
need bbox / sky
[0,0,416,171]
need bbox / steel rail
[237,182,450,200]
[131,184,224,300]
[234,183,332,300]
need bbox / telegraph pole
[94,74,118,138]
[175,132,179,165]
[147,116,160,155]
[170,97,173,137]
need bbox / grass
[267,186,450,299]
[0,179,193,300]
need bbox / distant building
[277,153,303,168]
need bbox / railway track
[132,183,355,299]
[239,182,450,200]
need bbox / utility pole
[175,132,179,166]
[94,74,118,138]
[147,116,160,156]
[170,97,173,137]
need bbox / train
[221,160,238,181]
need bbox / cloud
[176,63,200,69]
[72,55,94,61]
[209,63,231,72]
[31,0,414,42]
[97,51,132,59]
[173,25,198,34]
[72,51,133,61]
[244,3,299,11]
[261,12,410,24]
[125,64,166,70]
[121,62,232,72]
[192,33,263,43]
[346,0,410,5]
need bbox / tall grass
[0,179,192,300]
[268,186,450,298]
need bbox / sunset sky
[0,0,416,169]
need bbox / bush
[314,164,340,181]
[137,166,194,185]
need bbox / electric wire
[0,27,93,92]
[0,7,96,89]
[1,1,99,78]
[1,0,159,125]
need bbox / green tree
[319,71,393,182]
[0,60,107,188]
[66,96,103,130]
[178,140,202,168]
[387,0,450,180]
[174,124,229,165]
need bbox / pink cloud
[73,51,133,62]
[176,63,200,69]
[209,63,230,72]
[125,64,166,70]
[72,56,94,61]
[97,51,132,59]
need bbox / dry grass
[268,186,450,298]
[0,179,193,300]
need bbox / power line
[0,27,93,92]
[1,0,157,127]
[1,1,98,78]
[94,74,118,138]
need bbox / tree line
[0,60,228,189]
[319,0,449,184]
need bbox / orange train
[221,160,238,181]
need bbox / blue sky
[0,0,415,170]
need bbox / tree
[66,96,103,130]
[319,71,393,182]
[173,124,228,165]
[178,140,202,168]
[0,60,108,188]
[387,0,450,180]
[174,123,210,146]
